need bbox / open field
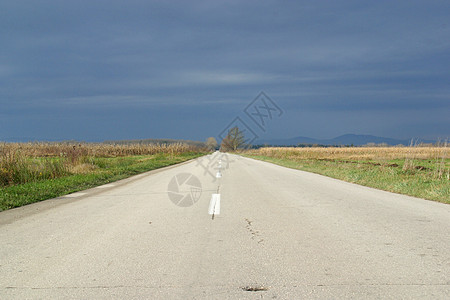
[0,141,198,158]
[0,142,208,211]
[245,146,449,203]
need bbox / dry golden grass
[69,163,99,174]
[248,146,448,161]
[0,142,201,158]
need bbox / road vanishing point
[1,152,449,299]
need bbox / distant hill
[255,134,436,146]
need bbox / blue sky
[1,0,449,142]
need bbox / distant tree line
[103,138,207,148]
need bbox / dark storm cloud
[0,0,449,141]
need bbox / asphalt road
[1,152,449,299]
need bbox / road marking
[216,171,222,178]
[208,194,221,216]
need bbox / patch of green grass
[0,152,205,211]
[244,155,449,204]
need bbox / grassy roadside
[0,152,205,211]
[243,153,449,204]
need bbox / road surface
[1,152,449,299]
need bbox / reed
[248,146,447,161]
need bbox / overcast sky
[1,0,449,142]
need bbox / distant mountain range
[255,134,437,146]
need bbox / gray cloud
[0,0,449,141]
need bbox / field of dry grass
[250,146,447,161]
[0,142,199,158]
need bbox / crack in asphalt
[245,218,264,244]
